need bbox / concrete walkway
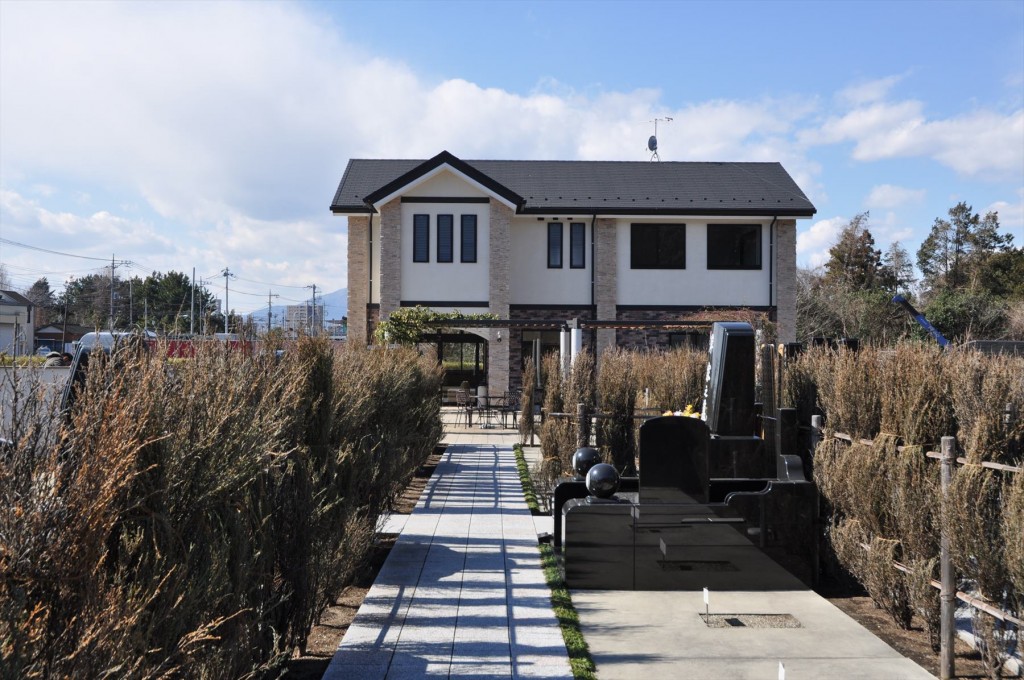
[323,424,573,679]
[326,413,935,679]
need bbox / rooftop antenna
[647,117,673,161]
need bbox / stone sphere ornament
[586,463,620,499]
[571,447,602,478]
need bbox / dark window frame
[460,215,477,263]
[630,223,686,269]
[437,214,454,263]
[570,222,586,269]
[547,222,563,269]
[413,214,430,263]
[707,224,762,270]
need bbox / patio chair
[499,390,521,429]
[454,389,471,427]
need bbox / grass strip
[513,443,540,515]
[539,543,597,680]
[513,444,596,679]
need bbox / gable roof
[0,290,32,306]
[331,151,816,217]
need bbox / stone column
[594,218,618,357]
[378,199,402,327]
[488,200,512,395]
[775,219,797,344]
[346,215,370,346]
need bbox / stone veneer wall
[775,219,797,344]
[346,216,370,346]
[594,218,618,357]
[507,306,595,392]
[487,201,512,396]
[378,198,402,324]
[615,308,771,350]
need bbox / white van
[75,330,157,351]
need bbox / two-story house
[331,151,816,396]
[0,290,35,356]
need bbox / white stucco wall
[616,219,773,307]
[400,202,490,303]
[509,218,592,305]
[403,171,490,198]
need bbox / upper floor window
[413,214,430,263]
[547,223,563,268]
[437,214,454,263]
[708,224,762,269]
[630,223,685,269]
[570,222,586,269]
[461,215,477,263]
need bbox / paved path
[323,427,572,679]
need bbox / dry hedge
[801,342,1023,667]
[0,339,442,679]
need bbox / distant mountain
[248,287,346,329]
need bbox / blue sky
[1,0,1021,315]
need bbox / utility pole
[267,289,279,332]
[191,267,196,335]
[108,255,130,331]
[221,268,234,334]
[306,283,318,334]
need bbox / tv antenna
[647,117,673,161]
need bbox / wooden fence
[816,416,1021,679]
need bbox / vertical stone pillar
[775,219,797,344]
[346,215,371,347]
[378,199,402,327]
[488,200,512,395]
[594,218,618,357]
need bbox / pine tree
[823,212,882,290]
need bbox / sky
[1,0,1022,315]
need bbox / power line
[0,237,114,262]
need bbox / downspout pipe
[590,214,597,348]
[768,216,777,309]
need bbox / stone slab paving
[323,428,572,680]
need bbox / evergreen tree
[917,202,1013,294]
[822,212,882,290]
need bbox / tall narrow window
[570,222,586,269]
[460,215,477,263]
[413,214,430,263]
[707,224,762,269]
[437,214,453,263]
[547,223,563,268]
[630,223,685,269]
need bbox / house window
[461,215,477,263]
[570,222,586,269]
[437,214,453,263]
[413,214,429,263]
[630,223,685,269]
[708,224,762,269]
[547,223,563,268]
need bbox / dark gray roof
[0,290,32,306]
[330,151,816,217]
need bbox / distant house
[34,323,93,354]
[0,290,34,356]
[330,151,816,395]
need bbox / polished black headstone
[702,322,756,436]
[638,416,709,504]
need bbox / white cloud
[797,216,846,268]
[986,188,1024,235]
[864,184,926,210]
[803,99,1024,178]
[837,75,905,106]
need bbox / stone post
[346,215,370,346]
[488,200,511,396]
